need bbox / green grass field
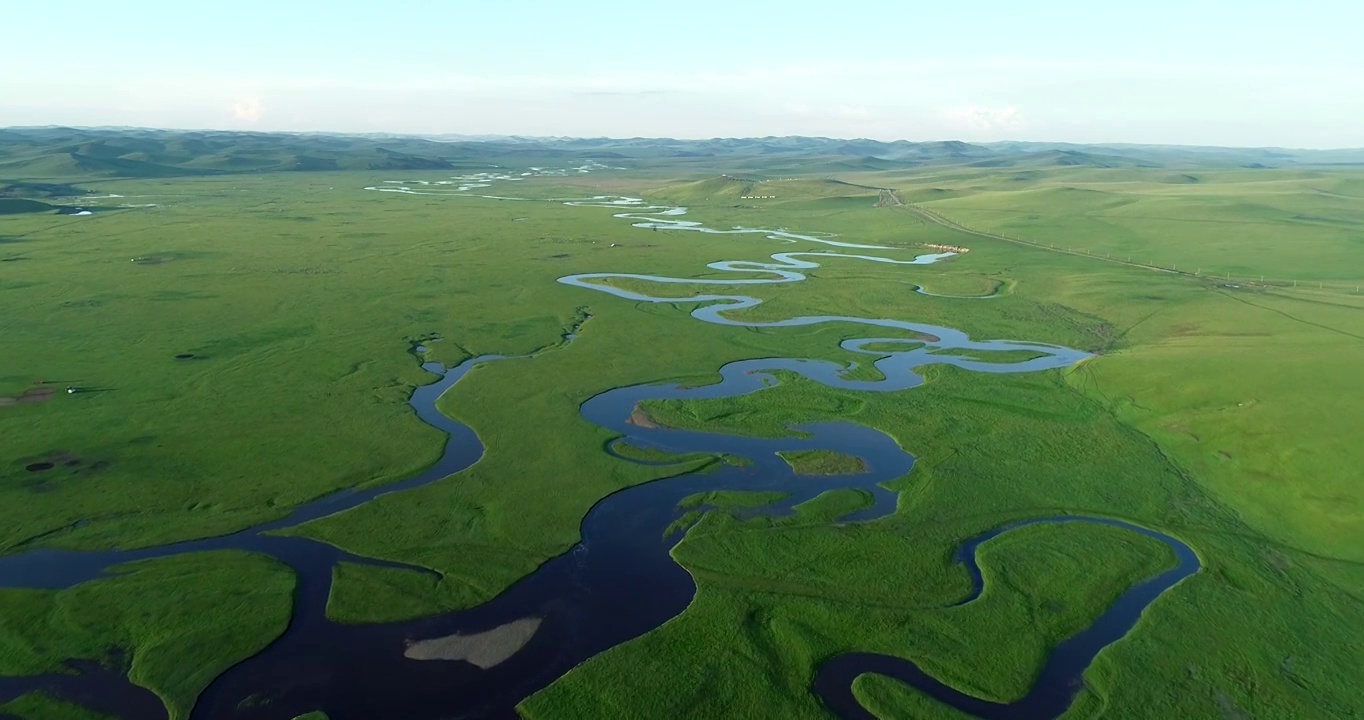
[777,449,867,475]
[2,143,1362,719]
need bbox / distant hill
[969,149,1161,169]
[0,128,577,180]
[1,127,1360,181]
[983,141,1364,167]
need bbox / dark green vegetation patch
[0,199,56,216]
[0,181,89,199]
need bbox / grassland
[926,348,1050,363]
[843,165,1364,569]
[1,148,1362,719]
[0,692,115,720]
[777,449,867,475]
[608,441,718,465]
[0,553,292,718]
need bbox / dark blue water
[0,346,1198,720]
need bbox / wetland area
[2,132,1362,720]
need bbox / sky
[5,0,1363,148]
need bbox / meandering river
[0,178,1198,719]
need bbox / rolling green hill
[5,127,1361,182]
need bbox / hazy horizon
[8,124,1364,153]
[5,0,1361,149]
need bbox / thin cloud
[573,89,674,97]
[232,97,262,123]
[941,105,1022,131]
